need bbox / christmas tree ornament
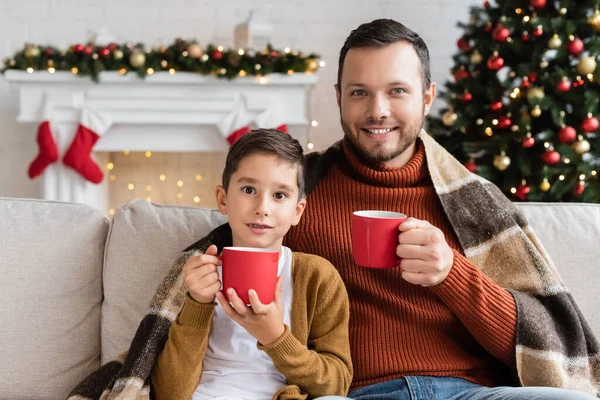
[530,0,546,8]
[514,182,531,201]
[574,181,586,196]
[498,116,512,129]
[490,101,503,111]
[306,58,319,72]
[533,26,544,37]
[484,1,490,7]
[212,49,223,60]
[44,48,54,56]
[461,91,473,102]
[485,22,493,32]
[129,51,146,68]
[73,44,85,54]
[522,134,535,148]
[540,149,560,165]
[470,50,483,64]
[83,46,93,56]
[493,152,511,171]
[113,49,123,60]
[493,25,510,42]
[454,67,469,81]
[227,51,242,67]
[558,126,577,143]
[99,47,110,58]
[442,110,458,126]
[556,77,571,92]
[24,45,41,58]
[582,115,599,133]
[187,43,204,58]
[531,105,542,117]
[527,87,545,103]
[522,31,530,41]
[547,34,562,49]
[588,8,600,31]
[572,138,591,154]
[577,56,597,75]
[567,38,584,57]
[487,54,504,71]
[464,159,477,173]
[539,178,551,192]
[457,37,471,51]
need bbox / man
[283,19,599,399]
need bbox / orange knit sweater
[285,139,517,390]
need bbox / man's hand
[215,277,285,346]
[183,244,222,304]
[396,217,454,287]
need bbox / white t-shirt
[192,246,294,400]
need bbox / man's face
[336,41,436,168]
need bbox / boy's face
[216,153,306,252]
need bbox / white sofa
[1,197,599,399]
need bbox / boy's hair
[222,129,305,198]
[338,19,431,94]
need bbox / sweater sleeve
[430,249,517,368]
[258,259,353,398]
[151,294,214,400]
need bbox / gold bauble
[540,179,551,192]
[493,153,511,171]
[306,58,319,72]
[576,56,597,75]
[187,43,204,59]
[547,34,562,49]
[24,45,40,58]
[113,49,124,60]
[442,110,458,126]
[129,51,146,68]
[527,87,545,103]
[588,9,600,31]
[227,52,241,67]
[573,139,591,154]
[531,105,542,117]
[470,50,482,64]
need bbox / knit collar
[340,137,430,188]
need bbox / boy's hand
[183,244,222,304]
[216,277,285,346]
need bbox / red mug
[221,247,279,305]
[352,210,407,268]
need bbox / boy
[151,129,352,400]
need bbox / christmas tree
[428,0,600,202]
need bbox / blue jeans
[346,376,597,399]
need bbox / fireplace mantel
[4,70,317,213]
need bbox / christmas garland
[1,38,321,81]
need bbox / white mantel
[4,70,317,213]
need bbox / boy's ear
[334,84,341,108]
[291,197,307,226]
[216,185,228,216]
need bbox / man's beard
[340,115,423,165]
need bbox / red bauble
[582,116,599,132]
[528,72,538,82]
[540,150,561,166]
[44,48,54,56]
[490,101,503,111]
[487,55,504,70]
[83,46,93,56]
[515,184,531,201]
[461,92,473,102]
[556,79,571,92]
[558,126,577,144]
[485,23,493,33]
[484,1,490,7]
[533,27,544,37]
[522,80,531,89]
[530,0,546,8]
[454,69,469,81]
[522,136,535,148]
[522,32,530,41]
[212,50,223,60]
[271,51,278,57]
[492,26,510,42]
[73,44,85,54]
[464,160,477,173]
[497,116,512,129]
[107,42,119,51]
[574,181,585,196]
[457,37,471,51]
[99,48,111,57]
[566,38,584,57]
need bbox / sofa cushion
[0,198,107,400]
[101,199,227,364]
[516,202,600,337]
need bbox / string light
[510,187,517,194]
[284,47,291,53]
[71,67,78,74]
[109,209,115,216]
[26,67,33,73]
[287,69,294,75]
[592,171,598,177]
[177,180,184,187]
[110,175,116,181]
[579,174,586,181]
[238,70,247,77]
[160,174,166,181]
[559,175,565,181]
[124,150,130,155]
[564,158,571,164]
[48,67,55,73]
[119,68,127,75]
[196,175,202,181]
[128,183,135,190]
[259,76,267,84]
[194,196,200,203]
[307,142,314,150]
[319,61,326,67]
[217,45,224,51]
[311,120,319,127]
[523,16,530,22]
[238,48,245,55]
[146,197,152,202]
[145,151,152,158]
[168,68,175,74]
[492,119,499,125]
[544,142,550,148]
[177,192,183,199]
[146,185,152,191]
[485,127,493,136]
[515,8,522,14]
[107,162,114,170]
[147,68,154,75]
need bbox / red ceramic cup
[221,247,279,305]
[352,210,407,268]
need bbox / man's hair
[222,129,305,198]
[337,19,431,93]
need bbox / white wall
[0,0,480,200]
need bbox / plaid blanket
[68,131,600,399]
